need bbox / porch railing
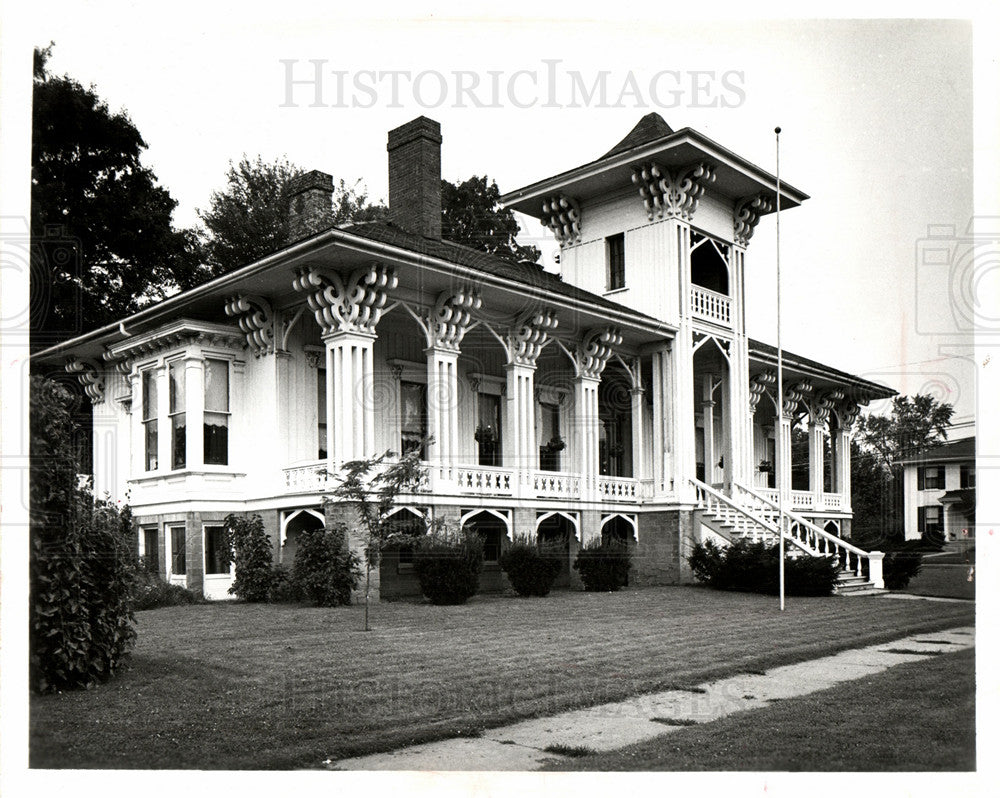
[454,464,515,497]
[752,487,846,512]
[532,471,583,499]
[690,285,732,325]
[598,475,643,502]
[283,461,330,491]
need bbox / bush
[573,538,631,592]
[849,532,928,590]
[30,376,138,693]
[267,564,300,603]
[500,536,562,597]
[224,513,274,602]
[291,523,361,606]
[413,529,484,605]
[132,571,205,610]
[687,539,839,596]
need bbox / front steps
[834,570,887,596]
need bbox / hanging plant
[758,460,773,474]
[474,425,497,444]
[545,436,567,453]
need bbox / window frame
[169,524,187,576]
[398,380,428,460]
[142,368,159,471]
[606,232,626,291]
[168,358,187,470]
[960,464,975,489]
[203,357,231,467]
[203,524,232,576]
[917,466,945,491]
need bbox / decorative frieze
[224,294,275,356]
[505,307,558,367]
[292,262,397,336]
[573,327,624,380]
[105,321,244,362]
[65,357,105,404]
[541,195,582,246]
[426,288,482,351]
[748,370,776,413]
[632,162,716,222]
[734,194,774,247]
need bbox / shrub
[849,532,928,590]
[573,538,631,592]
[224,513,274,602]
[291,523,361,606]
[687,539,839,596]
[132,571,205,610]
[267,564,300,603]
[30,375,138,693]
[499,535,562,597]
[413,529,484,605]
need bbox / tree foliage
[223,513,275,603]
[290,524,361,607]
[30,375,137,692]
[854,395,954,470]
[30,45,197,349]
[194,156,386,281]
[441,175,540,264]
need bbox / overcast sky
[21,5,982,420]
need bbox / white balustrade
[283,461,330,491]
[454,465,514,497]
[597,476,641,502]
[532,471,582,499]
[690,285,732,325]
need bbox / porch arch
[279,507,325,564]
[600,512,638,541]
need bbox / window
[917,466,945,490]
[317,366,327,460]
[607,233,625,290]
[204,525,231,575]
[918,505,942,536]
[399,381,427,458]
[141,526,158,573]
[690,232,730,294]
[477,393,502,466]
[170,525,186,575]
[169,360,186,469]
[960,464,975,489]
[204,359,230,465]
[538,402,562,472]
[142,370,159,470]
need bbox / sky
[11,6,986,424]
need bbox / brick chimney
[288,170,334,242]
[387,116,442,239]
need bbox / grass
[544,744,597,757]
[542,647,975,771]
[29,586,974,770]
[901,564,976,600]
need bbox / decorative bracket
[632,162,716,222]
[505,307,558,367]
[782,381,814,417]
[573,327,624,380]
[292,262,397,336]
[541,195,582,246]
[65,357,105,404]
[224,294,275,356]
[734,194,774,247]
[836,399,865,429]
[426,288,482,351]
[810,390,845,425]
[748,370,776,413]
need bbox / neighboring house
[900,436,976,543]
[34,113,895,599]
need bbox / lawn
[543,646,976,771]
[29,586,974,770]
[901,564,976,600]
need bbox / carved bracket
[782,380,814,417]
[748,370,776,413]
[506,307,558,366]
[427,288,482,351]
[292,262,397,336]
[632,162,716,222]
[65,357,105,404]
[836,399,864,429]
[574,327,624,380]
[734,194,774,247]
[810,390,845,425]
[541,195,582,246]
[224,294,274,356]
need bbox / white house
[35,113,894,599]
[900,436,976,544]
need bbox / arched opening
[690,233,730,295]
[692,337,731,487]
[536,512,578,588]
[462,509,511,593]
[281,509,325,565]
[601,515,637,586]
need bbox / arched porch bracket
[535,510,580,538]
[600,512,638,539]
[459,507,512,532]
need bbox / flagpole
[775,126,785,612]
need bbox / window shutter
[917,506,926,533]
[917,468,925,490]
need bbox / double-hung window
[607,233,625,290]
[399,381,427,459]
[142,370,159,471]
[204,359,230,465]
[170,525,186,575]
[317,367,327,460]
[917,466,945,490]
[169,360,186,469]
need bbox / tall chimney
[387,116,442,239]
[287,170,334,242]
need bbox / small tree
[291,523,361,607]
[329,447,428,630]
[223,513,274,602]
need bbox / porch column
[504,362,537,476]
[650,344,673,495]
[630,384,646,483]
[776,414,793,505]
[701,374,717,486]
[324,331,377,467]
[808,421,824,509]
[183,350,206,470]
[426,346,460,480]
[573,375,601,500]
[834,427,852,509]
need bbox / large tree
[441,175,540,264]
[194,156,386,282]
[30,45,197,349]
[849,393,954,545]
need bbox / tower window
[607,233,625,290]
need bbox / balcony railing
[749,487,847,513]
[454,464,515,497]
[532,471,583,499]
[690,284,732,325]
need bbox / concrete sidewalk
[330,626,974,771]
